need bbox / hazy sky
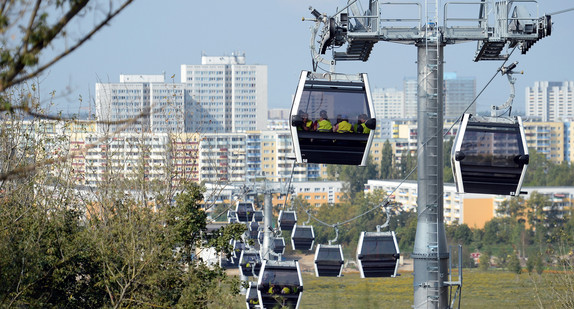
[39,0,574,116]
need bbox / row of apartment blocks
[18,118,574,186]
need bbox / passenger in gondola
[333,115,352,133]
[314,110,332,132]
[355,114,371,134]
[297,112,313,131]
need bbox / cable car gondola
[239,249,262,277]
[257,260,303,309]
[246,282,260,309]
[290,71,377,166]
[291,225,315,251]
[248,221,259,240]
[451,114,529,196]
[314,244,344,277]
[232,239,245,261]
[253,211,264,222]
[227,210,237,223]
[257,229,264,246]
[272,237,286,255]
[236,202,254,222]
[278,210,297,231]
[356,231,400,278]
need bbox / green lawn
[229,269,565,308]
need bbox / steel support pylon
[412,36,449,308]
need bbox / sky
[39,0,574,116]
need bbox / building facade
[95,54,267,134]
[526,81,574,122]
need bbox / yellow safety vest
[317,119,332,132]
[336,121,352,133]
[298,120,313,131]
[360,123,371,134]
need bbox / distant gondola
[278,210,297,231]
[272,237,286,255]
[291,225,315,251]
[257,260,303,309]
[451,113,529,196]
[239,249,262,277]
[289,71,376,166]
[246,282,260,309]
[356,231,400,278]
[236,202,254,222]
[253,211,264,222]
[314,244,344,277]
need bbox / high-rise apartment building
[95,54,267,134]
[403,78,418,119]
[526,81,574,122]
[401,73,475,120]
[372,87,405,119]
[443,72,476,119]
[181,54,267,133]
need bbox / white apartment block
[198,130,320,184]
[402,73,476,121]
[403,78,418,119]
[181,54,268,133]
[526,81,574,122]
[95,54,267,134]
[372,87,405,119]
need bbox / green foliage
[0,180,242,307]
[526,255,535,274]
[380,140,394,179]
[508,251,522,274]
[535,254,544,275]
[479,252,490,271]
[326,156,378,198]
[523,149,574,187]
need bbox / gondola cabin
[246,282,260,309]
[227,210,237,223]
[232,240,245,261]
[248,221,259,240]
[253,211,264,222]
[291,225,315,251]
[314,244,344,277]
[257,260,303,309]
[239,249,262,277]
[278,210,297,231]
[272,237,286,255]
[235,202,254,222]
[290,71,376,166]
[258,230,264,245]
[451,114,529,196]
[356,231,400,278]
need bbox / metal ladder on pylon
[423,0,442,306]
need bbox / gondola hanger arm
[492,61,522,117]
[328,225,340,245]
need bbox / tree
[526,255,535,274]
[326,156,378,198]
[0,1,134,94]
[380,140,394,179]
[479,251,490,271]
[508,250,522,275]
[496,196,525,220]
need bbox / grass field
[229,269,565,308]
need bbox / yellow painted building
[523,121,565,163]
